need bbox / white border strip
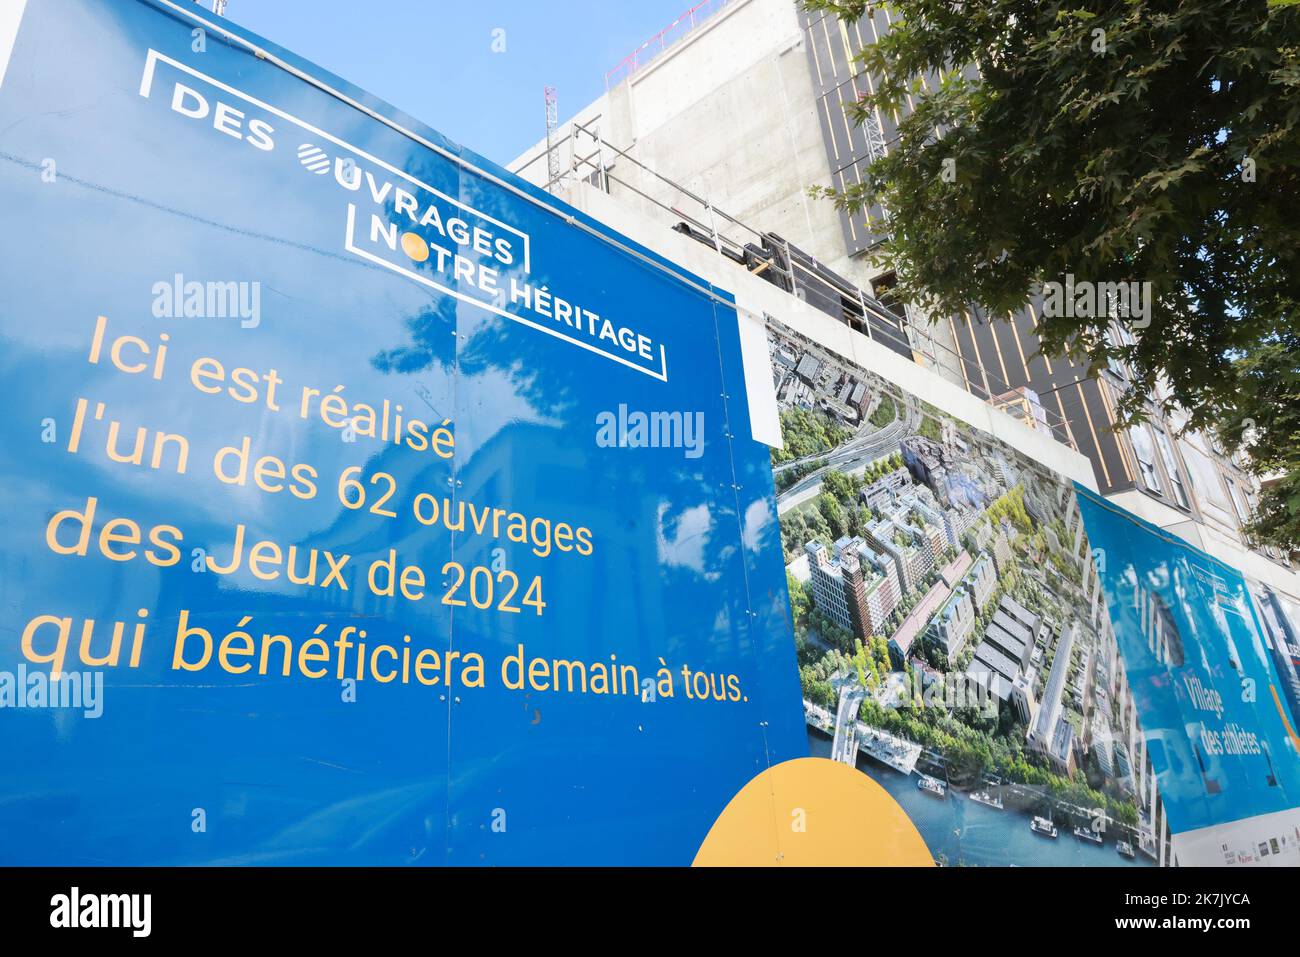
[546,179,1103,488]
[737,311,781,447]
[0,0,29,94]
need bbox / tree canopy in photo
[804,0,1300,550]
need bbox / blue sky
[219,0,694,165]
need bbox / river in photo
[808,728,1155,867]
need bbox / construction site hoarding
[0,0,806,865]
[4,0,1298,871]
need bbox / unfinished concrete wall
[507,0,966,403]
[512,0,842,269]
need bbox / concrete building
[1000,595,1039,636]
[966,594,1040,707]
[859,467,911,513]
[794,352,821,384]
[862,512,937,594]
[991,529,1014,578]
[509,0,1298,600]
[900,434,950,495]
[942,504,979,551]
[1011,671,1038,727]
[1092,712,1116,779]
[967,640,1018,703]
[806,540,852,632]
[861,520,918,593]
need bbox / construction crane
[543,86,560,193]
[862,107,888,166]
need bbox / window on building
[1180,439,1232,520]
[1225,476,1253,528]
[1104,324,1132,382]
[1152,428,1190,509]
[1128,424,1164,495]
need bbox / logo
[1042,273,1150,327]
[138,49,670,381]
[50,888,151,937]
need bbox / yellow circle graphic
[400,231,429,262]
[694,757,934,866]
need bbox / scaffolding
[514,121,1079,448]
[543,86,560,195]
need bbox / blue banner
[0,0,803,864]
[1075,484,1300,835]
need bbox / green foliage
[917,414,943,442]
[810,605,856,653]
[817,492,846,539]
[869,392,897,428]
[780,505,833,563]
[861,451,903,487]
[858,696,1137,820]
[803,0,1300,550]
[800,664,837,709]
[787,571,811,631]
[987,485,1033,535]
[774,456,827,492]
[1216,341,1300,550]
[822,469,860,505]
[772,407,853,465]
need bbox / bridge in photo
[831,684,867,764]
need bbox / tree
[822,469,860,506]
[818,492,846,539]
[804,0,1300,551]
[787,572,810,630]
[869,392,898,428]
[774,407,854,464]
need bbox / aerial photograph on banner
[767,318,1162,866]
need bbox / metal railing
[529,121,1080,448]
[605,0,736,89]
